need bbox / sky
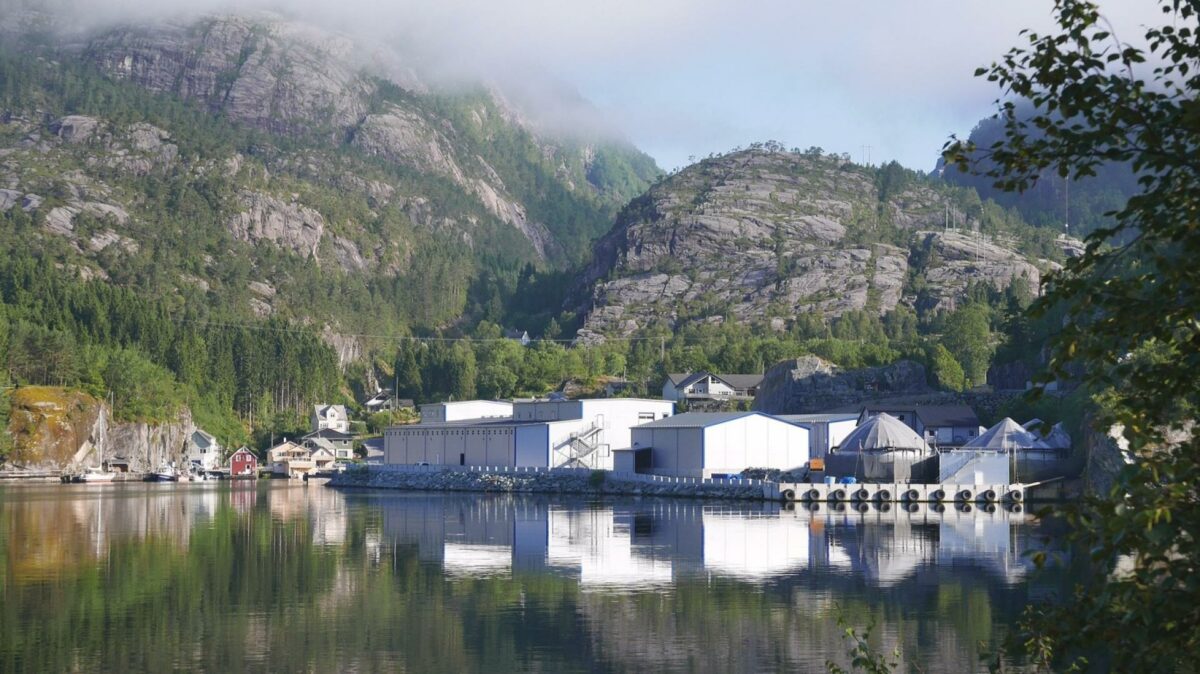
[19,0,1163,172]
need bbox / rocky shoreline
[327,467,773,501]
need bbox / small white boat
[74,467,117,483]
[145,465,180,482]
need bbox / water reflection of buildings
[377,496,1039,589]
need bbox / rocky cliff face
[69,12,653,263]
[0,9,659,349]
[570,149,1046,341]
[753,355,931,414]
[84,15,372,140]
[4,386,196,472]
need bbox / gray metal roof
[778,413,860,424]
[634,411,763,429]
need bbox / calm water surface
[0,482,1065,672]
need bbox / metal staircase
[560,424,604,468]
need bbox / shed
[777,413,859,459]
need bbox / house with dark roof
[363,389,414,413]
[662,372,764,403]
[858,404,983,447]
[302,427,355,460]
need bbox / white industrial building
[778,413,859,459]
[618,412,810,478]
[419,400,514,423]
[385,398,674,469]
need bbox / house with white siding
[662,372,763,403]
[312,404,350,434]
[186,429,223,471]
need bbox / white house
[268,440,311,477]
[778,413,860,459]
[619,412,810,479]
[312,404,350,434]
[386,398,674,470]
[662,372,763,403]
[186,429,222,471]
[419,400,514,423]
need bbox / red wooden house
[228,447,259,478]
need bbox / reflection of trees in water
[0,488,1066,673]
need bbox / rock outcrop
[571,149,1048,342]
[86,15,372,139]
[3,386,195,472]
[226,191,326,258]
[915,231,1041,311]
[753,355,931,414]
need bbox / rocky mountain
[569,148,1054,342]
[0,9,659,339]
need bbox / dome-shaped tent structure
[836,413,930,453]
[966,418,1049,451]
[828,413,931,483]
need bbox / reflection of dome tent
[965,418,1049,450]
[836,413,930,453]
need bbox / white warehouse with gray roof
[617,412,810,479]
[385,398,674,470]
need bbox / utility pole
[1064,175,1071,235]
[659,336,665,364]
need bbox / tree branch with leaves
[945,1,1200,671]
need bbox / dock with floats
[777,481,1028,506]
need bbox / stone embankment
[328,467,773,501]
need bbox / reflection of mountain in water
[375,496,1039,589]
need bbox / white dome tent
[965,418,1050,451]
[836,413,930,453]
[828,413,932,483]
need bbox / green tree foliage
[939,303,993,388]
[945,1,1200,669]
[0,251,340,432]
[927,344,966,392]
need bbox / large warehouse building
[385,398,675,470]
[618,412,810,478]
[419,400,514,423]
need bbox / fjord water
[0,483,1061,672]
